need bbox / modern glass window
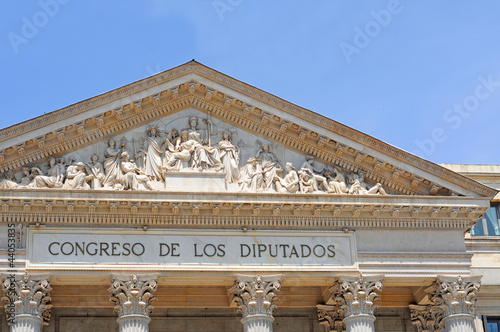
[484,316,500,332]
[472,205,500,236]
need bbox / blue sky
[1,1,500,164]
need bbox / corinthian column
[109,274,158,332]
[428,275,481,332]
[230,274,282,332]
[1,274,52,332]
[329,274,383,332]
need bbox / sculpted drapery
[218,131,240,183]
[28,157,63,188]
[103,139,125,188]
[141,126,165,181]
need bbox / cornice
[0,189,486,229]
[0,61,496,197]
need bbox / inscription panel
[26,228,357,271]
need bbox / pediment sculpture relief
[0,115,389,195]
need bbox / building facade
[0,61,498,332]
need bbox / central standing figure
[256,143,282,192]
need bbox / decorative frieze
[230,274,282,332]
[1,274,52,330]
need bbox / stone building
[0,61,499,332]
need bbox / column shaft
[443,314,476,332]
[344,315,376,332]
[117,315,151,332]
[9,315,43,332]
[241,315,274,332]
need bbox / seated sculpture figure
[300,156,329,191]
[164,130,223,172]
[120,151,153,190]
[274,162,299,193]
[239,157,263,193]
[191,138,223,171]
[63,162,90,189]
[325,167,349,194]
[164,130,198,171]
[298,170,315,193]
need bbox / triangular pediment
[0,60,496,199]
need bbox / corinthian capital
[329,274,383,318]
[109,274,158,318]
[428,275,481,317]
[1,274,52,325]
[317,303,345,332]
[230,274,282,318]
[409,304,444,332]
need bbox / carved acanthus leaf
[230,274,281,318]
[317,303,345,332]
[329,274,383,318]
[409,304,444,332]
[427,275,481,317]
[109,274,158,318]
[1,274,52,325]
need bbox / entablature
[0,189,488,230]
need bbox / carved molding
[409,304,444,332]
[317,304,345,332]
[109,274,158,318]
[427,275,481,318]
[329,274,383,318]
[0,213,474,231]
[230,274,282,319]
[1,274,52,325]
[0,191,487,225]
